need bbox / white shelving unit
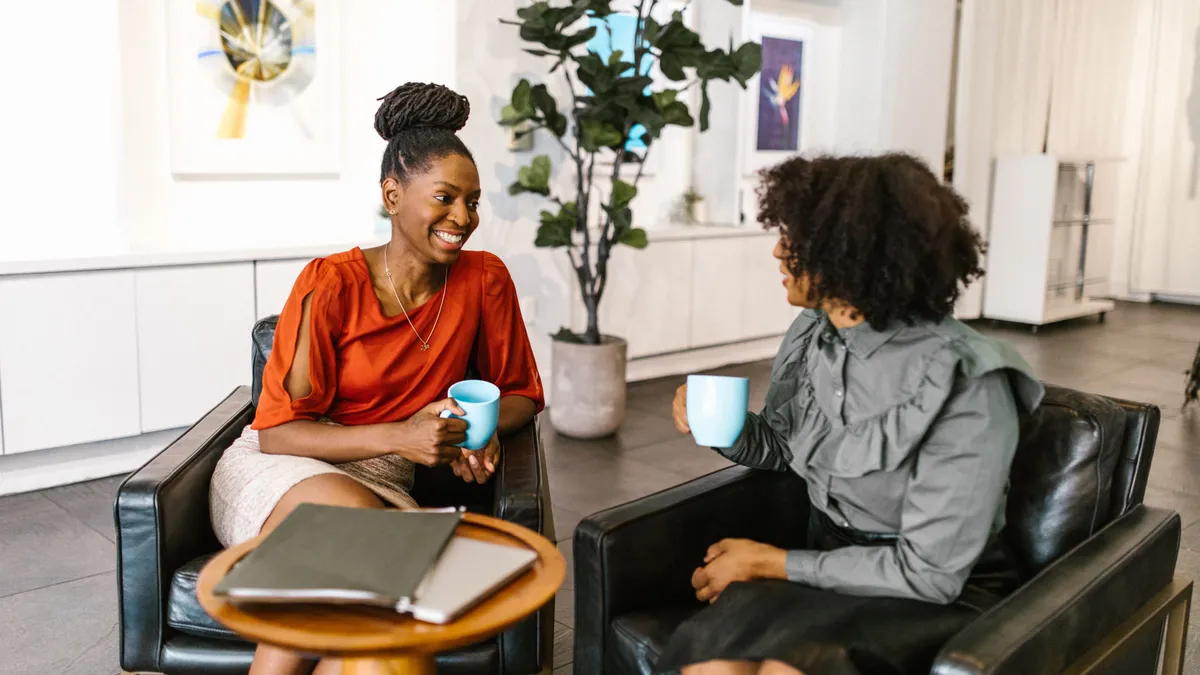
[982,154,1117,329]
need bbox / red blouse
[252,248,544,430]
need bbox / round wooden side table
[196,512,565,675]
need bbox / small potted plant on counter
[499,0,761,438]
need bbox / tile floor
[2,301,1199,675]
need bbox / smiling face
[381,152,481,265]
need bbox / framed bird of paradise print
[165,0,341,176]
[740,14,830,176]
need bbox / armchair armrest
[114,387,254,673]
[493,414,554,675]
[934,505,1181,675]
[493,415,552,537]
[573,467,809,675]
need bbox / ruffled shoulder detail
[937,320,1045,413]
[794,319,1043,481]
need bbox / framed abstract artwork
[166,0,341,176]
[741,14,822,175]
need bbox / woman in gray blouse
[656,153,1044,675]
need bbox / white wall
[117,0,457,253]
[1,0,125,261]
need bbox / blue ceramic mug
[686,375,749,448]
[438,380,501,450]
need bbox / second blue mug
[439,380,501,451]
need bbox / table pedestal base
[340,656,436,675]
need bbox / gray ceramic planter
[548,336,628,439]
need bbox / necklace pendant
[421,343,431,352]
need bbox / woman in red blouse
[208,83,544,675]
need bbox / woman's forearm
[497,395,538,436]
[258,420,388,463]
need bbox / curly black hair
[757,153,986,329]
[375,82,474,184]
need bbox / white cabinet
[690,236,795,349]
[594,242,694,358]
[737,235,796,338]
[0,271,142,453]
[135,264,256,432]
[690,239,745,346]
[255,259,312,320]
[983,155,1116,326]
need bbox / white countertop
[0,224,770,276]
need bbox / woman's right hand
[383,398,469,466]
[672,384,690,434]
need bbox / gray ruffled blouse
[721,310,1044,604]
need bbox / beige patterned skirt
[209,425,417,548]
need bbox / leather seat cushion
[606,606,700,675]
[168,554,242,641]
[167,554,501,672]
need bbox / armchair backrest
[251,315,278,408]
[1004,385,1160,577]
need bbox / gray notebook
[212,503,463,609]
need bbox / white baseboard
[626,335,783,383]
[0,428,184,496]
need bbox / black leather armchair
[574,386,1188,675]
[115,317,556,675]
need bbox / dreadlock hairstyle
[758,152,986,330]
[374,82,474,185]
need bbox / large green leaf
[535,211,574,247]
[530,84,567,137]
[564,26,598,50]
[731,42,763,85]
[513,155,552,196]
[618,227,649,249]
[603,204,632,232]
[662,101,693,127]
[699,81,712,132]
[512,79,534,115]
[659,52,686,81]
[611,180,637,208]
[499,104,530,127]
[516,2,551,21]
[579,119,623,151]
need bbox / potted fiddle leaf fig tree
[500,0,761,438]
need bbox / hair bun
[374,82,471,141]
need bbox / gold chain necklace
[383,243,448,352]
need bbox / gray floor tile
[554,620,574,668]
[555,584,576,628]
[1145,485,1200,530]
[1149,446,1200,496]
[552,504,585,543]
[40,475,125,542]
[554,663,574,675]
[0,493,115,598]
[1158,413,1200,452]
[627,434,735,482]
[0,572,119,675]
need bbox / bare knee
[682,661,760,675]
[261,473,385,535]
[759,660,805,675]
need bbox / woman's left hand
[451,433,501,484]
[692,539,788,603]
